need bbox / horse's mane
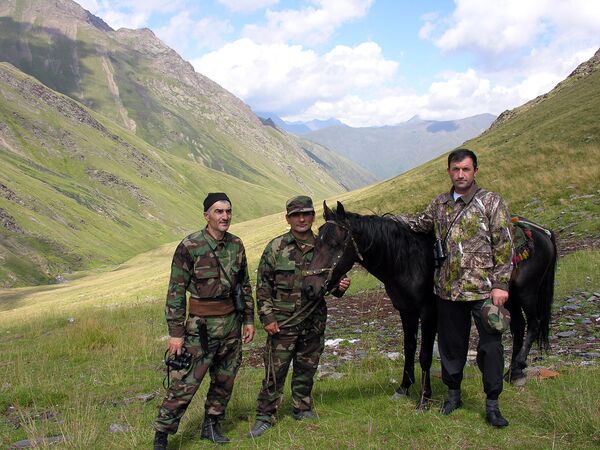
[331,209,431,272]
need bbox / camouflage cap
[286,195,314,215]
[481,298,511,334]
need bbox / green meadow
[1,208,599,448]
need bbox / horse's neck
[351,218,396,281]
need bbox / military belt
[189,296,236,317]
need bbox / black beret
[203,192,231,212]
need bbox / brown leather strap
[189,297,235,316]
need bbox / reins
[266,221,362,395]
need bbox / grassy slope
[0,62,318,286]
[1,88,599,449]
[0,243,598,448]
[336,67,600,238]
[0,2,370,286]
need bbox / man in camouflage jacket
[406,149,513,428]
[153,192,254,449]
[248,196,350,438]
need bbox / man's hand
[337,277,351,293]
[264,321,280,336]
[491,288,509,306]
[168,336,184,355]
[243,324,255,344]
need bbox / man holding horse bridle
[248,195,351,438]
[406,149,514,428]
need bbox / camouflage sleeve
[165,242,193,338]
[256,243,277,326]
[239,245,255,325]
[488,195,514,291]
[330,273,348,298]
[405,200,435,234]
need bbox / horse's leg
[392,309,419,398]
[416,296,437,410]
[505,298,526,383]
[510,290,540,384]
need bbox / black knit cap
[203,192,231,212]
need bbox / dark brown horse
[302,201,557,408]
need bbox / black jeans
[437,297,504,400]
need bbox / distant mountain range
[343,49,600,234]
[0,0,373,286]
[255,112,343,134]
[300,114,497,179]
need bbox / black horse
[302,201,557,408]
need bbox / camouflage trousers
[256,311,326,423]
[154,312,242,434]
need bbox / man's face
[204,201,232,235]
[286,211,315,236]
[447,157,478,194]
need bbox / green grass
[1,242,598,448]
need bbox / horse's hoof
[390,387,409,400]
[511,375,527,387]
[505,371,526,386]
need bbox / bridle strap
[302,220,363,294]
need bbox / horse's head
[302,201,361,301]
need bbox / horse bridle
[302,220,363,294]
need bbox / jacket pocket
[194,260,221,298]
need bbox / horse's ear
[323,201,334,221]
[336,201,346,219]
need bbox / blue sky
[78,0,600,126]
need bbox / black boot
[153,430,168,450]
[485,399,509,428]
[200,416,230,444]
[440,389,463,415]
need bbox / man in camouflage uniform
[153,192,255,449]
[406,149,513,428]
[248,196,350,438]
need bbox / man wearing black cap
[153,193,255,448]
[248,195,351,438]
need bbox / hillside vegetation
[338,50,600,238]
[0,0,375,287]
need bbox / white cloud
[243,0,374,45]
[192,38,397,113]
[421,0,600,56]
[156,11,233,51]
[218,0,279,13]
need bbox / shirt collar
[202,227,230,250]
[446,182,479,204]
[285,230,315,248]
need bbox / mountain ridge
[301,113,496,179]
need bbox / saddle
[511,217,534,265]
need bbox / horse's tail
[537,229,557,351]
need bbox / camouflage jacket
[165,228,254,337]
[256,231,343,327]
[407,183,514,301]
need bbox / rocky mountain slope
[301,114,496,179]
[0,0,374,286]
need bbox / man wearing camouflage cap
[248,196,351,437]
[153,193,255,449]
[404,149,514,428]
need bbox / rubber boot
[440,389,463,415]
[485,399,509,428]
[153,430,168,450]
[200,416,230,444]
